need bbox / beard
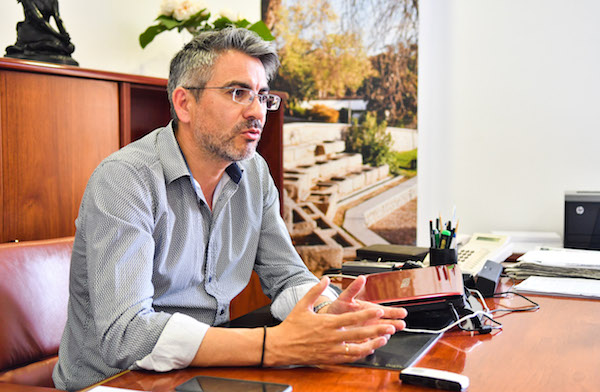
[194,119,263,162]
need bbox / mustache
[234,119,263,133]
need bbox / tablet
[175,376,292,392]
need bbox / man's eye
[233,89,249,99]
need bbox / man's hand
[265,277,404,367]
[323,275,407,331]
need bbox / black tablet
[175,376,292,392]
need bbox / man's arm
[81,161,174,368]
[190,277,406,367]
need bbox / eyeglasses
[183,86,281,111]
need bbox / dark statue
[5,0,78,66]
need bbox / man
[53,27,407,391]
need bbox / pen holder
[429,247,458,266]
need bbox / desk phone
[457,233,512,276]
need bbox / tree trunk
[261,0,282,30]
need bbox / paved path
[343,176,418,246]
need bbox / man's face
[188,50,269,162]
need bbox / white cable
[323,273,358,280]
[468,288,490,313]
[322,275,500,334]
[402,310,496,334]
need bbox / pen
[449,228,456,248]
[429,220,435,247]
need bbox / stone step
[284,140,347,168]
[314,140,346,157]
[306,165,390,219]
[284,153,363,201]
[284,143,317,167]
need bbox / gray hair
[167,27,280,126]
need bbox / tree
[339,0,418,52]
[270,0,374,106]
[344,112,392,167]
[311,32,374,98]
[336,0,418,128]
[361,42,418,128]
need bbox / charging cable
[402,309,497,334]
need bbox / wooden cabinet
[0,58,172,242]
[0,58,284,243]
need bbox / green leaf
[248,21,275,41]
[185,9,210,25]
[234,19,251,29]
[212,16,234,30]
[156,15,181,30]
[139,24,168,49]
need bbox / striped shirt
[52,123,335,391]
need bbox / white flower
[218,7,240,21]
[173,0,206,21]
[159,0,178,17]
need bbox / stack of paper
[514,276,600,299]
[504,247,600,280]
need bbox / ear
[172,87,193,124]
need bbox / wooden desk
[0,384,57,392]
[100,279,600,392]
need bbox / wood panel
[258,92,286,215]
[128,84,171,145]
[1,70,119,242]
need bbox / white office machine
[456,233,513,276]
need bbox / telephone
[456,233,513,276]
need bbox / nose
[243,94,267,121]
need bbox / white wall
[0,0,259,78]
[417,0,600,246]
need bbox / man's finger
[326,307,385,329]
[337,275,367,302]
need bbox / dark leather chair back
[0,237,73,387]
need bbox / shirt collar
[157,122,189,184]
[225,162,242,184]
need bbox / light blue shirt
[53,123,334,391]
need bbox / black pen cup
[429,247,458,266]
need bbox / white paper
[514,276,600,299]
[516,247,600,269]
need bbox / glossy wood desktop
[99,279,600,392]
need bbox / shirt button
[219,308,225,315]
[208,276,212,282]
